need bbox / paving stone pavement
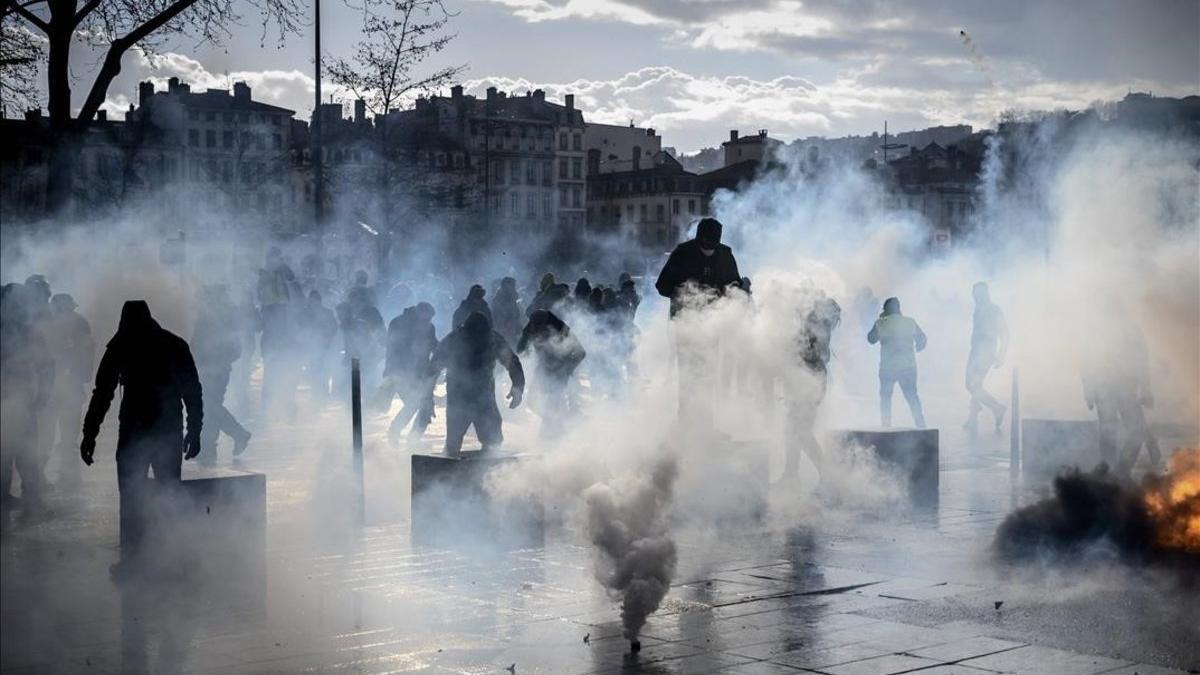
[2,385,1198,674]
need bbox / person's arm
[516,324,532,355]
[726,251,742,289]
[913,321,927,352]
[178,341,204,459]
[655,248,682,298]
[495,334,525,408]
[426,336,449,380]
[80,345,120,465]
[867,320,880,345]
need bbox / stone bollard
[829,428,939,507]
[410,450,544,548]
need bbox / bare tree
[326,0,464,234]
[0,18,42,111]
[327,0,463,118]
[1,0,305,211]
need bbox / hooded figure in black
[81,301,203,568]
[517,309,585,438]
[491,277,523,347]
[451,284,492,330]
[428,312,524,457]
[655,218,741,317]
[383,302,439,446]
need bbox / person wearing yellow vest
[867,297,927,428]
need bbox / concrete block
[411,450,543,548]
[830,428,939,507]
[1021,418,1099,477]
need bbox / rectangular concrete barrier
[411,451,544,548]
[829,428,939,507]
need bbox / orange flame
[1143,448,1200,554]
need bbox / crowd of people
[0,216,1166,577]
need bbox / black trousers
[444,392,503,456]
[116,431,183,557]
[199,367,249,459]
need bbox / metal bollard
[351,358,365,525]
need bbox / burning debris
[584,455,679,649]
[994,449,1200,564]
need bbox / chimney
[233,81,251,102]
[486,86,497,104]
[632,145,642,171]
[168,76,181,94]
[647,128,656,136]
[729,129,739,142]
[138,81,155,107]
[451,84,463,102]
[415,97,428,111]
[533,89,545,102]
[96,110,107,122]
[354,98,366,124]
[565,93,574,110]
[758,129,767,138]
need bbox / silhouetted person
[525,274,558,317]
[192,286,251,464]
[44,293,94,488]
[655,218,741,317]
[338,285,386,399]
[491,277,523,346]
[573,278,593,312]
[298,290,337,405]
[964,282,1008,435]
[868,297,926,428]
[518,310,585,438]
[428,312,524,457]
[655,218,741,427]
[1,283,54,512]
[617,278,641,321]
[23,275,54,476]
[1082,318,1161,474]
[230,289,261,416]
[383,302,438,446]
[258,248,295,416]
[783,294,841,481]
[81,301,203,577]
[452,284,492,329]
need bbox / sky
[50,0,1200,152]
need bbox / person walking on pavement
[964,282,1008,435]
[868,297,927,428]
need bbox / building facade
[586,151,706,247]
[584,122,661,175]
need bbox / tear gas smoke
[959,29,996,89]
[994,448,1200,566]
[583,454,678,644]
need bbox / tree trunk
[44,10,76,215]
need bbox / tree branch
[3,0,49,32]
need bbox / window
[508,159,518,184]
[188,128,199,147]
[559,185,568,206]
[559,132,568,150]
[239,112,249,123]
[542,191,552,218]
[454,154,464,168]
[572,132,582,151]
[687,199,696,214]
[625,204,633,220]
[571,157,582,179]
[639,204,647,221]
[273,135,282,150]
[656,204,665,222]
[527,192,536,217]
[526,160,535,185]
[493,160,504,183]
[572,186,581,208]
[558,158,568,179]
[543,160,553,185]
[672,199,680,215]
[510,192,519,216]
[223,130,233,148]
[205,110,216,121]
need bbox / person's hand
[80,437,96,466]
[507,388,523,409]
[184,436,202,460]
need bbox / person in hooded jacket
[655,218,741,317]
[192,286,251,464]
[81,301,203,575]
[491,277,523,347]
[383,302,439,446]
[782,293,841,482]
[517,309,585,437]
[428,312,524,457]
[1,284,55,512]
[298,290,338,405]
[867,297,927,428]
[43,293,93,488]
[451,284,492,329]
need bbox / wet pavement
[3,387,1199,675]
